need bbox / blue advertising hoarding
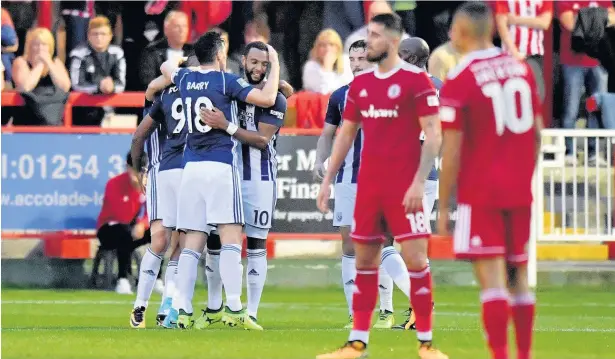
[1,133,132,230]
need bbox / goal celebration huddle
[129,3,540,359]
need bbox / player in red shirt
[316,13,447,359]
[437,3,543,359]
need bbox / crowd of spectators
[0,0,614,145]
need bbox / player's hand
[266,44,279,63]
[279,80,294,98]
[436,210,449,236]
[402,180,425,214]
[200,107,228,130]
[512,51,526,62]
[137,172,147,193]
[313,162,325,182]
[132,223,145,240]
[316,182,331,213]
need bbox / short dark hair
[244,41,269,57]
[181,55,200,68]
[370,13,404,35]
[126,151,148,172]
[194,31,225,64]
[349,39,367,52]
[455,1,493,37]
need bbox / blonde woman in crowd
[12,27,70,93]
[302,28,352,94]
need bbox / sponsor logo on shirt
[360,104,399,119]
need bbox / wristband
[226,123,238,136]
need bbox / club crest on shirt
[336,212,343,222]
[387,84,401,99]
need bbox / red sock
[511,293,536,359]
[409,266,434,340]
[481,289,510,359]
[351,268,379,333]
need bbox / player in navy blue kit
[314,40,413,330]
[195,41,292,329]
[160,31,280,330]
[389,36,443,331]
[128,57,199,329]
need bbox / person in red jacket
[97,152,154,295]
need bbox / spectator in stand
[1,62,4,91]
[12,27,71,126]
[97,152,162,295]
[226,16,289,81]
[180,0,232,42]
[2,8,18,87]
[60,0,96,64]
[1,1,36,56]
[120,1,180,91]
[344,1,410,53]
[557,0,612,165]
[392,0,417,36]
[427,36,461,82]
[303,28,352,94]
[70,16,126,126]
[495,0,553,101]
[138,10,191,89]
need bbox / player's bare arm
[199,107,278,150]
[403,114,442,213]
[130,115,159,191]
[436,129,462,235]
[507,11,552,30]
[244,45,280,108]
[314,124,337,181]
[316,120,360,213]
[145,75,171,101]
[160,56,186,81]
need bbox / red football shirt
[495,0,553,56]
[439,48,540,209]
[342,62,439,189]
[556,0,613,67]
[96,172,149,229]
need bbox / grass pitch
[2,286,614,359]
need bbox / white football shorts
[157,168,183,229]
[242,181,276,240]
[176,161,244,233]
[333,182,357,227]
[146,163,161,222]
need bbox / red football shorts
[454,203,531,264]
[351,185,430,243]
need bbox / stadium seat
[89,247,142,290]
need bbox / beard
[366,49,388,63]
[245,68,266,84]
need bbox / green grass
[2,286,615,359]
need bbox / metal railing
[529,129,615,286]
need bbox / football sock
[378,265,394,312]
[481,288,510,359]
[341,254,356,316]
[381,246,410,298]
[409,266,434,342]
[175,248,200,314]
[133,247,163,308]
[349,268,378,345]
[246,249,268,319]
[511,293,535,359]
[220,244,243,312]
[205,249,223,310]
[162,260,178,300]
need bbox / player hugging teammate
[128,31,291,331]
